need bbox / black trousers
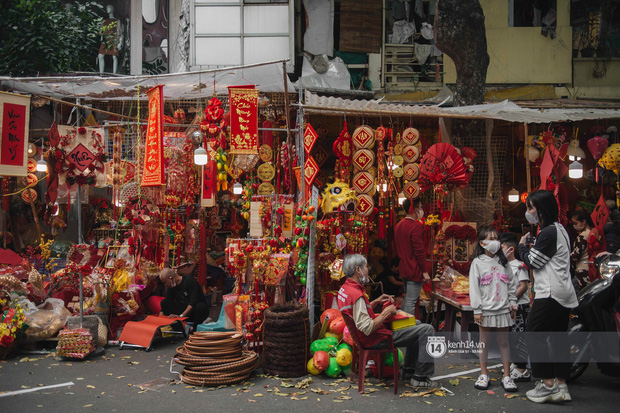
[510,303,531,369]
[525,298,571,379]
[160,299,210,325]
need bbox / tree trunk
[435,0,489,107]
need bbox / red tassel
[378,214,385,240]
[409,202,414,215]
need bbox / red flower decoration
[1,334,14,347]
[77,127,87,135]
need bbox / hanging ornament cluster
[400,127,421,200]
[291,204,316,285]
[351,125,376,216]
[333,122,353,183]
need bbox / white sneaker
[558,384,571,401]
[526,380,564,403]
[510,367,531,382]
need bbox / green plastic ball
[384,349,404,367]
[325,357,342,378]
[337,343,353,352]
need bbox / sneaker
[502,376,518,392]
[526,380,564,403]
[510,367,531,382]
[411,377,441,389]
[474,374,489,390]
[401,369,415,381]
[558,384,571,402]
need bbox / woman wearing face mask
[469,226,518,392]
[394,198,430,317]
[569,211,602,291]
[518,190,578,403]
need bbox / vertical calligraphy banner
[141,85,165,187]
[228,87,258,155]
[0,91,30,176]
[201,157,217,207]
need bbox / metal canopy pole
[76,98,84,328]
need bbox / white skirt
[479,312,513,328]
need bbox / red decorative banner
[142,85,165,187]
[67,143,95,172]
[304,123,319,155]
[228,87,259,155]
[201,156,217,207]
[591,195,610,234]
[0,92,30,176]
[304,156,319,187]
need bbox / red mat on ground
[118,315,187,349]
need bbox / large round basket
[262,304,310,378]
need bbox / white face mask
[502,247,513,257]
[525,211,539,224]
[481,240,501,255]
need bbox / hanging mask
[481,240,501,255]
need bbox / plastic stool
[196,304,232,332]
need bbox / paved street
[1,338,619,412]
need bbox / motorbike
[567,253,620,382]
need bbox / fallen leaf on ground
[310,388,331,395]
[106,373,113,376]
[424,401,432,404]
[335,396,352,400]
[335,386,351,392]
[21,386,31,389]
[116,376,126,379]
[449,379,460,386]
[248,399,256,403]
[434,390,446,396]
[254,393,263,397]
[281,382,295,388]
[76,378,84,381]
[504,393,519,399]
[83,404,93,407]
[129,361,140,365]
[86,385,95,389]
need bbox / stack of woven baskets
[174,331,258,386]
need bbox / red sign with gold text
[201,157,217,207]
[228,87,259,155]
[0,92,30,176]
[141,85,165,186]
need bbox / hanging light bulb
[567,139,586,161]
[508,188,520,203]
[398,192,406,205]
[194,146,208,165]
[36,156,47,172]
[27,143,37,157]
[569,160,583,179]
[233,182,243,195]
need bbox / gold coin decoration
[392,155,404,166]
[393,166,403,178]
[259,144,273,162]
[257,163,276,181]
[393,143,403,155]
[257,182,275,195]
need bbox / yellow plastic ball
[307,358,321,375]
[336,348,352,367]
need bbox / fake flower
[0,297,28,348]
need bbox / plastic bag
[24,298,71,342]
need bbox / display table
[431,291,474,336]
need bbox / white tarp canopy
[303,91,620,123]
[0,60,294,100]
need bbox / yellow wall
[444,0,572,85]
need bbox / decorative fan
[120,182,140,203]
[233,154,260,172]
[418,143,472,192]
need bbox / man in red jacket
[337,254,439,387]
[395,198,430,315]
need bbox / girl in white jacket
[469,226,518,392]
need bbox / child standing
[469,226,519,392]
[500,232,532,382]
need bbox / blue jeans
[403,281,423,316]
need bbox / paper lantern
[599,143,620,174]
[588,136,609,182]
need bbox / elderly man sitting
[337,254,440,388]
[159,268,209,326]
